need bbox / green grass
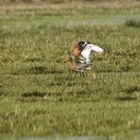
[0,1,140,140]
[125,19,140,28]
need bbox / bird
[71,41,104,65]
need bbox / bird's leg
[80,72,85,77]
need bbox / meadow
[0,0,140,140]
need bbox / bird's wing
[91,44,104,54]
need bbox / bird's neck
[67,60,76,71]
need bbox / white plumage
[81,44,104,64]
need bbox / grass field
[0,0,140,140]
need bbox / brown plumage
[71,43,81,58]
[66,56,87,73]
